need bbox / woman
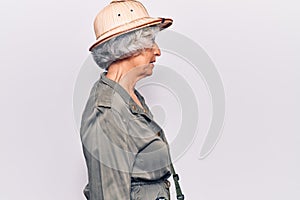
[80,1,183,199]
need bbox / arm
[81,107,137,200]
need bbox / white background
[0,0,299,199]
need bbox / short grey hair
[91,25,161,69]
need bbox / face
[131,42,161,76]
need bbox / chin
[144,64,154,76]
[145,70,153,77]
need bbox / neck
[105,59,145,96]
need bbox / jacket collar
[97,72,150,115]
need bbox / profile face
[132,42,162,76]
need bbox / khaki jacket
[80,72,171,200]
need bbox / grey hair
[91,25,161,69]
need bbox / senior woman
[80,1,184,200]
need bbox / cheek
[148,53,155,61]
[137,50,154,64]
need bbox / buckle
[164,180,171,188]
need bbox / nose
[153,43,161,57]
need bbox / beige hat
[89,0,173,51]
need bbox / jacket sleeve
[80,107,137,200]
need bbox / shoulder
[93,81,135,129]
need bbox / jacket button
[157,132,161,137]
[131,105,136,110]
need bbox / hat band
[96,17,158,40]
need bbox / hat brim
[89,17,173,51]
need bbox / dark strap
[170,163,185,200]
[157,129,185,199]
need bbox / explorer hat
[89,0,173,51]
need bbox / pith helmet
[89,0,173,51]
